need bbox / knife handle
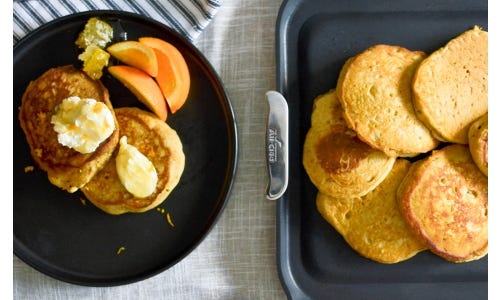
[265,91,289,200]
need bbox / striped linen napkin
[13,0,221,43]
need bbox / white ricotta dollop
[51,96,115,154]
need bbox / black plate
[275,0,487,299]
[13,11,237,286]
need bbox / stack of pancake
[19,65,185,215]
[304,26,488,263]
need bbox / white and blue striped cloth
[13,0,222,43]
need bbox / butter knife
[265,90,289,200]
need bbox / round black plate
[13,11,237,286]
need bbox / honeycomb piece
[75,17,113,49]
[78,44,110,80]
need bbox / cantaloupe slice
[107,41,159,77]
[139,37,190,113]
[108,65,167,121]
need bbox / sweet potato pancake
[412,26,488,144]
[337,45,439,157]
[468,113,488,176]
[18,65,119,192]
[316,159,427,263]
[303,89,395,198]
[305,26,488,264]
[397,144,488,262]
[82,107,185,215]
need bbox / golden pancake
[82,107,185,215]
[412,26,488,144]
[397,144,488,262]
[468,113,488,176]
[18,65,119,193]
[316,159,427,263]
[303,89,395,198]
[337,44,439,157]
[310,88,350,130]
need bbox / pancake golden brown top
[316,159,427,263]
[303,89,395,198]
[468,113,488,176]
[309,88,351,130]
[82,107,185,215]
[337,45,439,157]
[397,144,488,262]
[18,65,119,193]
[412,26,488,144]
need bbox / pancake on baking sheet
[468,113,488,176]
[310,88,350,130]
[397,144,488,263]
[303,89,395,198]
[18,65,119,193]
[82,107,185,215]
[412,26,488,144]
[316,159,426,263]
[336,44,439,157]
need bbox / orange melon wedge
[108,65,167,121]
[107,41,159,77]
[139,37,190,113]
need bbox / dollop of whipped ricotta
[115,136,158,198]
[51,96,115,154]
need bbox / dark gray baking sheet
[274,0,488,299]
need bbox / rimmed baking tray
[274,0,487,299]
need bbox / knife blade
[265,90,289,200]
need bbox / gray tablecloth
[13,0,287,299]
